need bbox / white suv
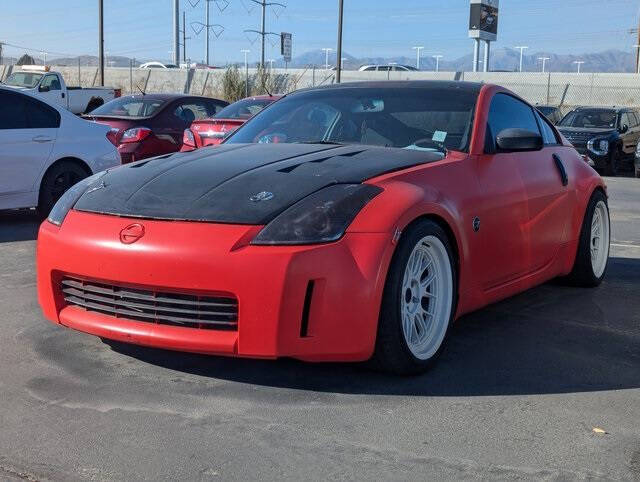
[0,87,121,215]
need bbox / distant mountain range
[284,48,639,73]
[3,48,638,73]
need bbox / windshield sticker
[432,131,447,143]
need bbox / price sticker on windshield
[432,131,447,143]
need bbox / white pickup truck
[2,66,120,114]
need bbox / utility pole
[573,60,584,73]
[322,48,333,70]
[205,0,210,65]
[173,0,180,66]
[41,51,47,65]
[412,46,424,70]
[183,11,187,64]
[433,54,443,72]
[514,46,528,72]
[243,0,286,68]
[336,0,344,83]
[636,14,640,74]
[98,0,104,85]
[189,0,224,66]
[538,56,549,73]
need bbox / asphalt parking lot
[0,177,638,481]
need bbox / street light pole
[241,49,250,97]
[336,0,344,83]
[514,46,528,72]
[573,60,584,73]
[538,56,549,73]
[412,46,424,70]
[432,55,443,72]
[322,48,333,70]
[634,45,640,74]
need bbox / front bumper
[37,211,394,362]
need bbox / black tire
[565,190,610,287]
[370,220,458,375]
[37,161,89,217]
[604,150,619,177]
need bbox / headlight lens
[47,172,107,226]
[587,138,609,156]
[251,184,383,245]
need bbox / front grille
[61,277,238,330]
[561,130,593,147]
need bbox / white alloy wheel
[590,200,610,278]
[400,235,453,360]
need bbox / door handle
[32,135,53,143]
[552,154,568,186]
[61,92,65,99]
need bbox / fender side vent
[300,280,315,338]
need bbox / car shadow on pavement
[106,256,640,397]
[0,211,40,243]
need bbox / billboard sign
[469,0,499,41]
[281,32,292,63]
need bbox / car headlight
[251,184,383,245]
[47,172,107,226]
[587,138,609,156]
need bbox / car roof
[295,80,485,95]
[118,93,214,101]
[572,106,630,113]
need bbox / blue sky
[1,0,639,64]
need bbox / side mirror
[496,128,543,152]
[39,85,50,92]
[620,124,629,134]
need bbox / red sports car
[86,94,228,163]
[38,81,609,374]
[181,95,282,150]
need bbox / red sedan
[38,81,609,374]
[181,95,281,150]
[86,94,228,163]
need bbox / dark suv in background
[557,106,640,176]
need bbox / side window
[173,101,211,123]
[363,66,375,72]
[535,110,559,145]
[486,93,541,153]
[619,113,630,130]
[25,97,61,129]
[41,75,61,91]
[378,66,391,72]
[0,91,29,129]
[629,112,639,128]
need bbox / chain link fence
[3,63,640,110]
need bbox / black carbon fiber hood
[73,143,442,224]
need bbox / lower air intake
[60,277,238,330]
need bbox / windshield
[4,72,43,88]
[215,98,275,120]
[559,109,617,129]
[226,87,477,152]
[90,96,167,117]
